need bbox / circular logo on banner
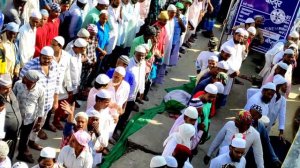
[270,9,286,24]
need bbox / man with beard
[220,28,245,106]
[252,15,264,46]
[0,74,22,159]
[244,82,276,116]
[209,135,246,168]
[82,0,109,28]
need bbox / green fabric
[129,35,152,58]
[82,7,101,28]
[165,77,196,94]
[165,99,186,114]
[200,103,212,132]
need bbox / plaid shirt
[20,58,59,113]
[86,37,98,63]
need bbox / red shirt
[153,22,167,56]
[34,25,48,57]
[45,17,60,45]
[193,91,217,118]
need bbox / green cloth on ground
[164,99,187,114]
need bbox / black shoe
[16,154,34,163]
[202,31,214,38]
[136,98,144,104]
[132,103,139,112]
[179,47,186,54]
[272,160,282,168]
[234,78,244,85]
[191,34,198,39]
[188,38,195,43]
[143,96,149,101]
[183,42,191,48]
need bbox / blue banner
[232,0,300,53]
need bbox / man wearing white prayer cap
[195,54,219,84]
[288,30,299,43]
[209,135,246,168]
[247,26,256,37]
[217,61,229,73]
[82,0,109,28]
[165,156,178,168]
[18,10,41,67]
[20,45,60,148]
[245,18,255,24]
[11,162,29,168]
[213,82,224,94]
[150,156,167,168]
[0,74,22,159]
[0,140,11,167]
[86,74,110,110]
[64,28,90,51]
[31,147,60,168]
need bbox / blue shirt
[40,0,52,9]
[96,22,110,50]
[192,77,212,96]
[172,16,186,45]
[107,68,135,97]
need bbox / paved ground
[12,26,300,167]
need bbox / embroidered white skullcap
[141,43,150,51]
[77,28,90,38]
[96,89,111,99]
[183,106,198,119]
[74,112,89,121]
[277,62,288,70]
[24,70,40,82]
[243,30,249,38]
[247,26,256,35]
[87,109,101,118]
[213,82,224,94]
[54,36,65,46]
[0,74,12,86]
[258,115,270,127]
[40,147,56,158]
[189,98,202,108]
[3,22,19,33]
[119,55,130,65]
[222,45,235,55]
[0,141,9,157]
[183,161,193,168]
[289,43,298,50]
[78,0,88,4]
[261,82,276,91]
[11,162,28,168]
[273,74,287,86]
[245,18,255,24]
[167,4,177,11]
[115,66,126,77]
[95,74,110,85]
[217,60,229,70]
[98,0,109,5]
[284,48,294,55]
[135,45,146,53]
[41,46,54,57]
[178,123,195,139]
[235,28,245,36]
[204,84,218,94]
[208,55,218,62]
[100,10,109,16]
[74,38,88,47]
[289,30,299,38]
[165,156,178,168]
[40,9,49,17]
[231,137,246,148]
[31,10,42,19]
[150,156,167,168]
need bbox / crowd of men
[0,0,299,167]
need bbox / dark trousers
[4,134,18,159]
[144,78,152,98]
[115,101,135,132]
[43,111,52,129]
[18,122,34,153]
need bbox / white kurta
[244,91,270,116]
[107,81,130,106]
[267,94,286,132]
[88,132,109,167]
[220,39,243,95]
[164,18,175,66]
[67,49,82,93]
[209,152,246,168]
[22,0,40,23]
[18,23,36,67]
[195,50,219,71]
[107,5,121,54]
[0,108,6,139]
[57,145,93,168]
[127,58,146,101]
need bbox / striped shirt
[20,57,59,113]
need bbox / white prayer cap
[24,70,40,82]
[245,18,255,24]
[167,4,177,11]
[74,112,89,121]
[150,156,167,168]
[235,28,245,36]
[41,46,54,57]
[95,74,110,85]
[0,141,9,157]
[77,28,90,38]
[217,60,229,70]
[96,89,111,99]
[231,137,246,148]
[277,62,288,70]
[40,9,49,17]
[222,45,235,55]
[11,162,28,168]
[98,0,109,5]
[183,161,193,168]
[0,74,12,86]
[178,123,195,139]
[54,36,65,46]
[115,66,126,76]
[254,15,263,19]
[261,82,276,91]
[284,48,294,55]
[243,30,249,38]
[30,10,42,19]
[273,74,287,86]
[3,22,19,33]
[213,82,224,94]
[141,43,150,51]
[135,45,146,53]
[204,84,218,94]
[208,55,218,62]
[189,98,202,108]
[289,43,298,50]
[78,0,88,4]
[258,115,270,127]
[183,106,198,119]
[247,26,256,35]
[289,30,299,38]
[165,156,178,168]
[74,38,88,47]
[40,147,56,158]
[87,109,101,118]
[100,10,109,16]
[119,55,130,65]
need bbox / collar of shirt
[70,146,88,159]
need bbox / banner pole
[218,0,236,50]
